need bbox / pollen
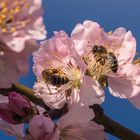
[83,52,111,82]
[0,0,30,33]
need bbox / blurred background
[1,0,140,139]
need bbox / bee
[106,52,118,73]
[92,45,118,73]
[42,67,69,87]
[92,45,107,65]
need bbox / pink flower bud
[29,115,56,140]
[0,103,18,124]
[8,92,31,117]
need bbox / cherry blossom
[28,107,105,140]
[0,0,46,52]
[33,31,104,109]
[71,20,140,109]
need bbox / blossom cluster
[0,0,140,140]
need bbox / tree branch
[0,83,50,110]
[0,84,140,139]
[90,104,140,140]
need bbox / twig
[0,83,50,110]
[90,104,140,140]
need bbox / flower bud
[0,92,38,124]
[0,103,18,124]
[8,92,31,117]
[29,115,56,140]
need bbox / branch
[0,84,50,110]
[0,83,68,118]
[1,84,140,139]
[90,104,140,140]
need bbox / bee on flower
[71,20,140,109]
[33,31,104,109]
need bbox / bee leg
[46,84,52,94]
[83,56,88,65]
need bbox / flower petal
[116,31,136,65]
[129,93,140,110]
[79,76,105,105]
[59,106,94,129]
[108,76,140,98]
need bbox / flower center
[42,64,81,94]
[62,63,81,89]
[83,47,118,88]
[0,0,30,33]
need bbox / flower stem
[90,104,140,140]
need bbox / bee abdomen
[107,52,118,73]
[50,75,69,86]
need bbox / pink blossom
[33,31,104,109]
[28,115,57,140]
[68,76,105,108]
[33,31,82,109]
[28,107,105,140]
[33,31,73,78]
[33,80,67,109]
[0,92,33,124]
[71,20,140,109]
[0,0,46,52]
[0,40,38,88]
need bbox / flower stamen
[0,0,30,33]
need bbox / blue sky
[1,0,140,139]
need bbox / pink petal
[79,76,105,105]
[71,20,101,56]
[129,93,140,110]
[59,106,94,129]
[108,76,140,98]
[29,115,55,140]
[118,64,140,86]
[116,31,136,65]
[0,95,8,103]
[112,27,126,37]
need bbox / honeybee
[106,52,118,73]
[92,45,107,65]
[91,45,118,73]
[42,67,69,87]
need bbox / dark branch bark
[90,104,140,140]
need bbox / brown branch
[1,84,140,139]
[90,104,140,140]
[0,83,50,110]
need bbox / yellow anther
[0,15,6,20]
[1,2,7,8]
[0,0,30,33]
[1,7,8,13]
[107,31,112,35]
[1,28,7,32]
[14,6,20,13]
[11,27,16,32]
[24,3,30,9]
[14,1,19,5]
